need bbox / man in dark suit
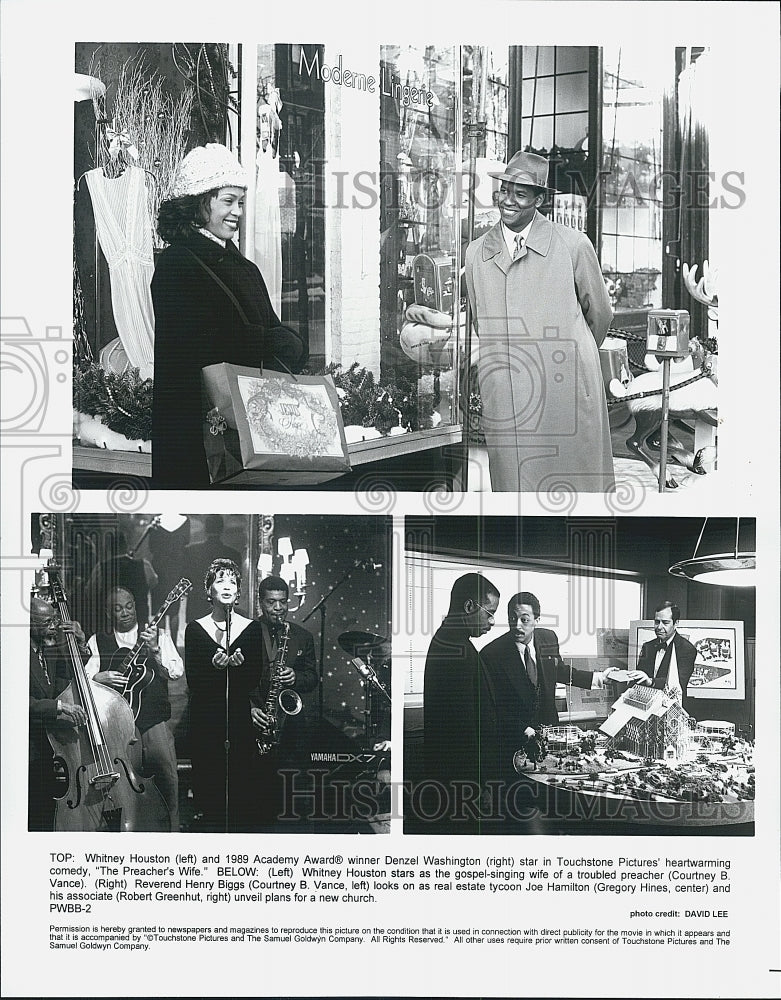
[28,597,88,830]
[634,601,698,716]
[422,573,500,793]
[480,591,632,786]
[251,575,318,720]
[250,575,318,826]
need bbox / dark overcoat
[423,624,484,787]
[151,231,306,489]
[465,213,614,492]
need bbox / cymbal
[338,630,390,657]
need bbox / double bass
[45,560,170,832]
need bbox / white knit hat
[171,143,248,198]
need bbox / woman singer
[184,558,263,831]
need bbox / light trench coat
[465,212,615,493]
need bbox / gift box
[413,252,455,314]
[201,363,351,486]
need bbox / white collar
[114,624,138,644]
[514,636,536,659]
[196,226,226,248]
[197,612,253,646]
[502,219,534,256]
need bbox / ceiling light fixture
[668,517,756,587]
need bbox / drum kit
[337,629,390,668]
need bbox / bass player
[85,586,183,830]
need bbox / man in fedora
[463,151,614,492]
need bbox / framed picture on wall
[630,620,746,700]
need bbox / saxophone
[256,622,303,756]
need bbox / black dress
[184,616,264,831]
[151,230,307,488]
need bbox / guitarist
[85,587,183,830]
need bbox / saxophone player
[250,576,318,825]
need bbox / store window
[600,44,665,311]
[73,41,466,477]
[519,46,593,233]
[244,42,463,450]
[462,46,509,161]
[254,44,326,365]
[521,45,590,152]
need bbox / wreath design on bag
[244,378,340,457]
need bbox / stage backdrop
[260,515,392,740]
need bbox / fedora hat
[488,150,557,192]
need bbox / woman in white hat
[151,143,307,488]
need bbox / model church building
[600,685,695,760]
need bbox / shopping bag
[201,362,351,485]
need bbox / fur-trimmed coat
[151,231,306,488]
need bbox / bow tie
[657,639,669,651]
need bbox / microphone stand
[350,657,391,747]
[223,604,232,834]
[302,560,381,726]
[351,657,391,703]
[127,516,161,558]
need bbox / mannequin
[254,87,284,315]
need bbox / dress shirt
[502,219,534,258]
[654,637,681,698]
[515,635,605,690]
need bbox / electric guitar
[107,578,191,721]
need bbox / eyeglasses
[474,601,496,620]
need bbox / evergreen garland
[317,362,434,434]
[74,362,153,442]
[73,359,442,447]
